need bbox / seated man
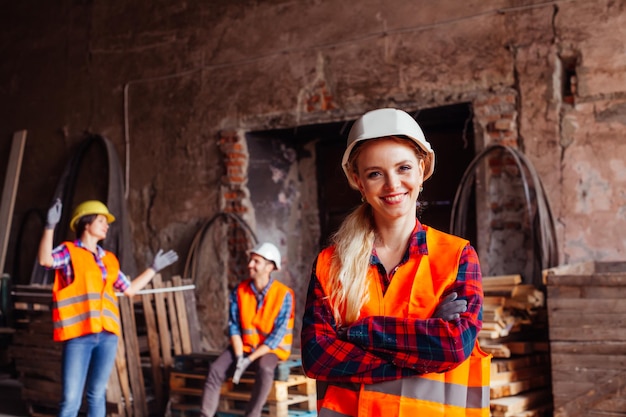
[200,242,295,417]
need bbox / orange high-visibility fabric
[52,242,122,342]
[316,226,491,417]
[238,279,294,361]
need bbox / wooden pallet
[169,371,315,417]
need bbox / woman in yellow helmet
[38,199,178,417]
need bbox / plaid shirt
[49,240,131,292]
[301,221,483,383]
[229,278,294,350]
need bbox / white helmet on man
[342,108,435,189]
[249,242,281,270]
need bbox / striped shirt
[48,240,131,292]
[229,278,294,350]
[301,221,483,383]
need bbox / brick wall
[473,91,535,280]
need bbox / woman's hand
[46,198,62,230]
[432,292,467,321]
[150,249,179,273]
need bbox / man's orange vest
[52,242,122,342]
[237,279,295,361]
[315,226,491,417]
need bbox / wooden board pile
[167,353,316,417]
[543,261,626,417]
[478,275,553,417]
[9,275,200,417]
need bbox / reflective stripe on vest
[237,279,295,361]
[52,242,122,341]
[316,226,491,417]
[363,374,490,408]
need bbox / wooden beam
[0,130,27,273]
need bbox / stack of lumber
[543,261,626,417]
[8,275,200,417]
[168,353,316,417]
[478,274,553,417]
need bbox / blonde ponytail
[327,204,375,325]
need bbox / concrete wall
[2,0,626,349]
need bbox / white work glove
[46,198,63,230]
[432,292,467,321]
[150,249,179,273]
[232,355,252,384]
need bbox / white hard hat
[249,242,281,270]
[342,108,435,189]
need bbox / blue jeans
[58,331,119,417]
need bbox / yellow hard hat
[70,200,116,231]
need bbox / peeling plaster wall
[247,134,319,345]
[2,0,626,347]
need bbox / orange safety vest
[52,242,122,342]
[315,226,491,417]
[237,279,295,361]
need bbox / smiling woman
[301,108,491,417]
[351,137,425,238]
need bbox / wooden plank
[107,359,126,417]
[554,373,626,416]
[490,374,549,399]
[483,286,516,296]
[115,310,134,417]
[547,298,626,313]
[483,274,522,287]
[547,311,626,328]
[550,326,626,341]
[491,402,553,417]
[141,282,163,411]
[551,367,619,385]
[548,285,626,299]
[182,278,202,353]
[166,281,183,357]
[153,274,173,368]
[491,353,550,374]
[0,130,26,273]
[484,296,506,306]
[119,296,147,417]
[545,273,626,287]
[481,343,511,358]
[173,275,192,354]
[546,285,581,298]
[549,340,626,355]
[491,365,550,383]
[490,389,552,414]
[550,353,626,370]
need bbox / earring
[361,196,365,203]
[419,185,424,193]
